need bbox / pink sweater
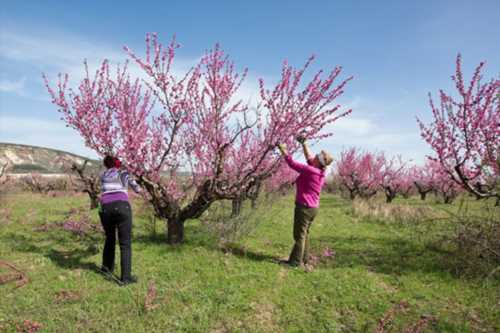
[284,155,326,208]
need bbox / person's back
[98,155,140,285]
[100,167,139,204]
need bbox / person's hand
[277,143,288,155]
[296,135,306,144]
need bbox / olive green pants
[288,204,318,265]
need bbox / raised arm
[296,136,314,165]
[277,143,322,175]
[303,143,315,165]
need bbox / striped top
[100,168,140,204]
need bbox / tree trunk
[443,196,454,204]
[349,190,356,200]
[167,219,184,244]
[361,190,377,199]
[85,190,100,210]
[414,183,432,201]
[89,195,99,210]
[231,198,243,217]
[442,192,456,204]
[384,187,396,203]
[250,197,257,209]
[385,194,395,203]
[247,181,261,210]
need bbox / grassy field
[0,192,498,332]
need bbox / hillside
[0,142,99,174]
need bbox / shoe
[278,259,290,265]
[119,275,138,286]
[288,261,301,267]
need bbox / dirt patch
[366,271,398,293]
[0,260,29,288]
[247,301,280,332]
[55,290,81,303]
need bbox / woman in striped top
[99,155,141,285]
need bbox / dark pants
[99,200,133,280]
[289,203,318,265]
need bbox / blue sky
[1,0,499,164]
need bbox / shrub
[437,202,500,277]
[200,195,279,244]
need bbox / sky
[1,0,499,164]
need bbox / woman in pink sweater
[277,137,333,266]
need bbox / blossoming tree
[334,148,384,200]
[413,162,438,200]
[417,54,499,204]
[45,34,352,243]
[379,154,407,203]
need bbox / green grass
[0,192,498,332]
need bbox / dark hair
[103,155,115,169]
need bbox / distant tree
[0,162,10,188]
[69,160,100,210]
[413,162,438,201]
[379,154,407,203]
[22,173,52,194]
[334,148,384,200]
[398,166,416,199]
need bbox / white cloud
[0,116,65,132]
[341,95,362,111]
[0,28,200,96]
[329,116,377,136]
[0,29,122,69]
[360,132,418,146]
[308,110,432,165]
[0,77,26,95]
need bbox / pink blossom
[417,54,499,201]
[44,33,353,242]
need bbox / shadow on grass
[133,221,283,263]
[212,234,461,278]
[134,233,166,245]
[3,212,476,280]
[3,231,104,275]
[46,247,100,271]
[134,222,217,249]
[219,244,281,263]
